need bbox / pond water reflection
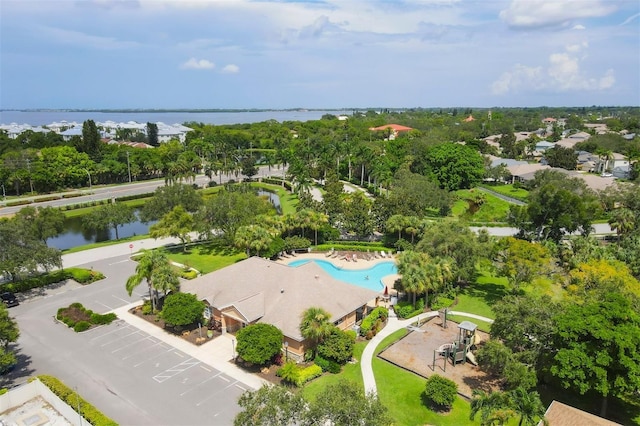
[46,189,281,251]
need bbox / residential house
[584,123,609,134]
[535,141,554,152]
[576,151,599,172]
[596,153,629,174]
[180,257,381,360]
[540,400,620,426]
[505,163,550,184]
[368,124,414,140]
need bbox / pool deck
[276,251,401,294]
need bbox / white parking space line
[121,339,168,361]
[100,329,144,347]
[89,321,131,341]
[111,295,131,305]
[95,301,114,311]
[132,347,176,367]
[108,259,130,265]
[195,380,241,406]
[179,372,223,396]
[235,384,246,391]
[200,366,211,372]
[152,358,200,383]
[111,335,157,354]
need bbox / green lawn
[372,329,481,425]
[164,240,246,274]
[481,184,529,201]
[453,190,511,223]
[62,198,148,218]
[302,341,367,401]
[303,328,484,425]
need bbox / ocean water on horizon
[0,109,349,126]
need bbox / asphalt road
[3,254,245,425]
[0,165,287,216]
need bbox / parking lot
[86,321,246,422]
[6,253,252,425]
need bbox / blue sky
[1,0,638,109]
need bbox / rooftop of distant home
[368,124,414,132]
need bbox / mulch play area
[378,316,499,398]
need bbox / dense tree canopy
[551,292,640,417]
[413,142,485,191]
[508,170,601,243]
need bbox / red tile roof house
[368,124,414,140]
[180,257,381,361]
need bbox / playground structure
[432,320,478,372]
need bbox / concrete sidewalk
[110,302,267,391]
[62,236,182,268]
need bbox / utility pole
[126,151,132,183]
[26,159,34,193]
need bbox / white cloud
[38,26,141,50]
[620,12,640,26]
[565,42,588,53]
[221,64,240,74]
[491,44,615,94]
[180,58,215,70]
[499,0,616,29]
[491,64,544,95]
[572,24,586,30]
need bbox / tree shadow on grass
[459,282,509,306]
[420,392,453,415]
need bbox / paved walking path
[360,310,494,395]
[477,186,526,205]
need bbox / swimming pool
[288,259,397,292]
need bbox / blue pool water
[288,259,397,292]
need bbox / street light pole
[1,183,5,200]
[231,338,236,361]
[84,169,92,191]
[126,151,132,183]
[284,341,289,362]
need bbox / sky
[1,0,639,109]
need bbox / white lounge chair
[380,251,387,258]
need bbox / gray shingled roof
[181,257,380,341]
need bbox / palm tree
[299,307,333,358]
[470,389,514,426]
[508,388,547,426]
[397,251,429,308]
[608,207,636,240]
[386,214,408,241]
[235,225,273,257]
[126,249,177,313]
[308,210,328,246]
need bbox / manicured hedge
[394,299,425,319]
[37,375,118,426]
[0,268,104,294]
[297,364,323,386]
[314,354,341,374]
[360,306,388,339]
[180,269,198,280]
[277,362,323,387]
[61,192,84,199]
[5,199,32,207]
